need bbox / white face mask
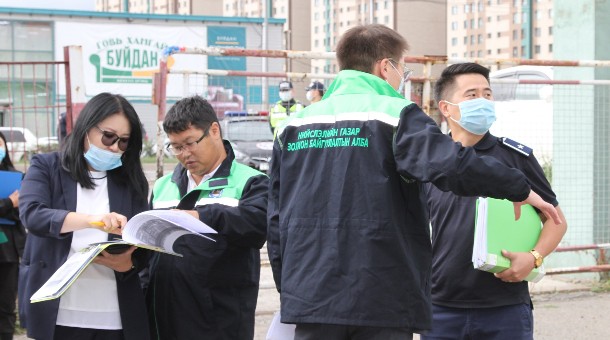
[306,91,314,102]
[279,91,293,102]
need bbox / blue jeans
[420,303,533,340]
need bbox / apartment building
[97,0,446,75]
[96,0,222,15]
[447,0,554,60]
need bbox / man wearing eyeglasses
[267,24,561,340]
[146,95,268,339]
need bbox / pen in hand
[89,221,122,234]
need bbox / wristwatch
[530,249,543,268]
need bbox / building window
[513,29,518,40]
[497,48,501,54]
[487,32,492,38]
[535,10,541,19]
[384,16,389,24]
[478,50,483,57]
[488,16,492,22]
[478,18,483,28]
[512,47,518,57]
[513,13,519,24]
[470,19,475,28]
[464,20,468,29]
[487,49,492,55]
[549,44,553,52]
[464,36,468,44]
[452,37,458,46]
[497,32,501,37]
[549,26,553,35]
[464,4,470,13]
[548,8,553,18]
[451,21,458,30]
[470,51,475,57]
[535,45,541,54]
[470,35,476,45]
[535,27,541,37]
[478,34,483,43]
[451,5,458,14]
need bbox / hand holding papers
[30,210,217,303]
[472,197,545,283]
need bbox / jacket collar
[323,69,410,101]
[473,132,498,151]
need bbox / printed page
[121,210,217,253]
[30,244,104,303]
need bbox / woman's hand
[9,190,18,207]
[93,246,137,272]
[87,212,128,234]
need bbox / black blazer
[18,152,150,340]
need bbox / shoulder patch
[501,137,532,157]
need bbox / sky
[0,0,95,11]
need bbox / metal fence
[154,47,610,275]
[0,61,69,170]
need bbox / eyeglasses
[96,126,129,151]
[388,58,413,82]
[166,129,209,155]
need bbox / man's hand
[494,250,535,282]
[513,190,561,225]
[93,246,137,272]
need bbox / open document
[30,210,217,303]
[472,197,545,283]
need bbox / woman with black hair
[0,131,26,340]
[18,93,151,340]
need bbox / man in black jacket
[267,24,561,340]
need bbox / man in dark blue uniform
[422,63,568,340]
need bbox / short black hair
[434,63,491,103]
[336,24,409,73]
[163,95,219,136]
[61,92,148,200]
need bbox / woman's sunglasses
[95,126,129,151]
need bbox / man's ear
[372,58,389,79]
[438,100,450,118]
[209,122,221,138]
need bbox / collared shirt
[423,132,557,308]
[187,163,221,192]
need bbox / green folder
[472,197,545,282]
[0,231,7,244]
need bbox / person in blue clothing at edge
[421,63,567,340]
[146,95,268,339]
[266,24,562,340]
[18,93,151,340]
[0,131,26,340]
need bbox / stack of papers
[30,209,217,303]
[472,197,545,283]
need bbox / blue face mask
[0,148,5,161]
[84,139,123,171]
[445,97,496,135]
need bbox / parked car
[220,112,273,173]
[489,66,553,163]
[0,126,38,161]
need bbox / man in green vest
[147,95,268,339]
[269,80,304,133]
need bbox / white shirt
[187,163,221,192]
[56,171,122,330]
